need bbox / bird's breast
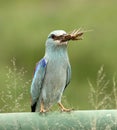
[41,57,69,103]
[45,58,67,86]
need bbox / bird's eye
[51,34,56,39]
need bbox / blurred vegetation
[0,0,117,111]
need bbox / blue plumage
[31,58,47,107]
[31,30,72,112]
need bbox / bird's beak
[53,28,92,44]
[53,29,84,44]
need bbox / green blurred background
[0,0,117,111]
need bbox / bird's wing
[30,58,48,105]
[65,63,71,89]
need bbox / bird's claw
[58,102,73,112]
[40,99,47,113]
[40,108,47,113]
[61,108,73,112]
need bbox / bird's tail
[31,102,37,112]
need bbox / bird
[30,29,84,112]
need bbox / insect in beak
[53,28,92,43]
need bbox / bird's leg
[40,99,46,113]
[58,102,71,112]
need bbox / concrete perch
[0,110,117,130]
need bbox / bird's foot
[40,108,46,113]
[40,99,47,113]
[61,107,72,112]
[58,102,72,112]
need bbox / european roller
[30,29,84,112]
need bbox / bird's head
[46,29,85,51]
[46,29,84,48]
[46,30,68,47]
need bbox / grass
[112,75,117,109]
[0,58,72,113]
[0,59,117,130]
[88,66,117,129]
[0,57,31,112]
[0,58,117,112]
[88,66,117,110]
